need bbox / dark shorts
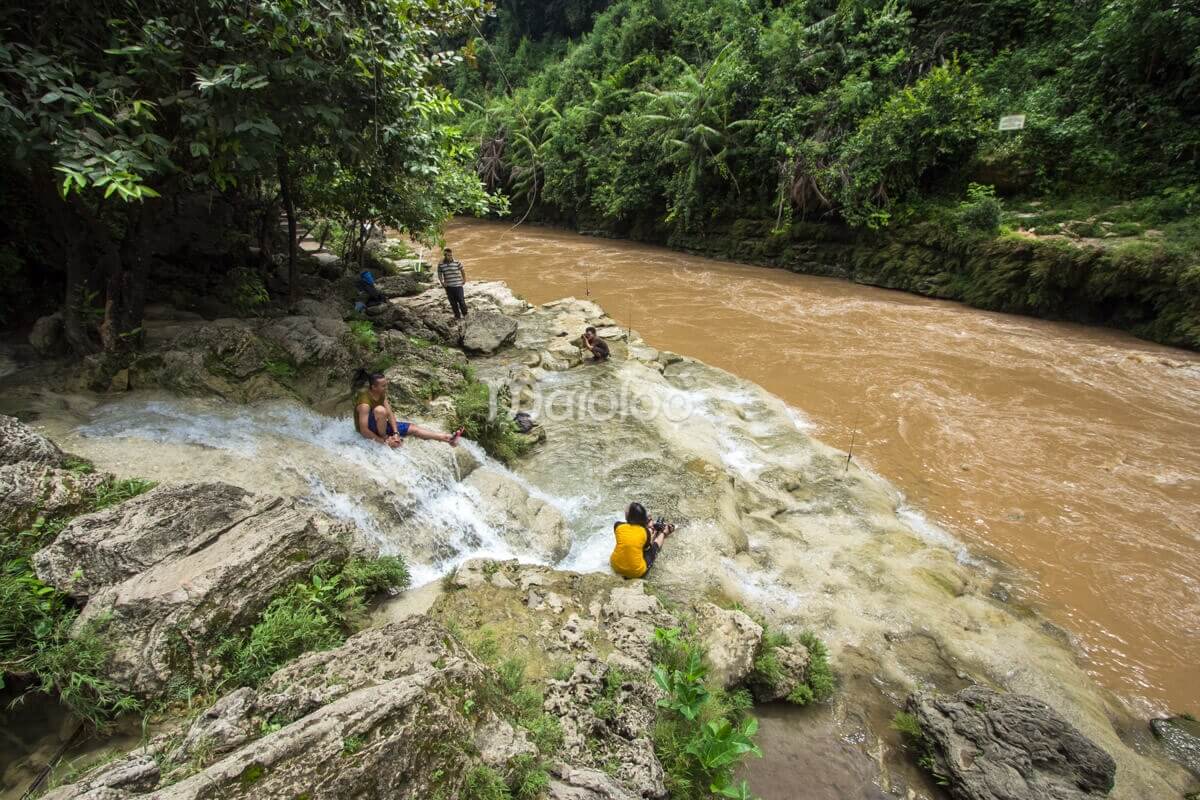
[642,541,661,573]
[368,413,410,438]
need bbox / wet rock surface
[1151,715,1200,777]
[907,685,1117,800]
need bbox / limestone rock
[0,414,68,467]
[474,715,537,769]
[0,463,106,531]
[694,603,763,689]
[258,315,356,370]
[907,685,1117,800]
[292,297,344,320]
[546,338,583,368]
[548,765,642,800]
[34,483,275,599]
[42,617,493,800]
[374,273,425,299]
[460,312,518,354]
[749,641,810,703]
[29,312,65,356]
[464,468,571,563]
[33,483,354,695]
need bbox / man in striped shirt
[437,247,468,319]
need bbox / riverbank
[507,208,1200,352]
[2,271,1196,799]
[448,217,1200,717]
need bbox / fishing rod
[844,405,861,474]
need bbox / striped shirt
[438,259,465,287]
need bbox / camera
[650,516,675,535]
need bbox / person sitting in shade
[610,502,676,579]
[581,326,610,362]
[437,247,468,320]
[352,369,463,448]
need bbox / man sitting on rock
[581,326,610,362]
[610,502,676,579]
[352,369,463,449]
[437,247,468,320]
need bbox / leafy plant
[215,556,410,689]
[958,183,1002,234]
[653,650,711,721]
[348,320,378,351]
[450,381,531,465]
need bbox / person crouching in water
[581,326,610,362]
[352,369,463,448]
[610,502,676,579]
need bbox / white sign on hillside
[998,114,1026,131]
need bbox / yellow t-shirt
[353,389,380,435]
[610,522,649,578]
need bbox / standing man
[438,247,468,320]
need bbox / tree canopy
[0,0,496,351]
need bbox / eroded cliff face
[2,277,1195,799]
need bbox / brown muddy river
[442,217,1200,715]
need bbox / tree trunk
[277,149,299,309]
[101,205,149,353]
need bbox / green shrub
[958,183,1002,234]
[450,381,531,465]
[264,359,297,380]
[228,267,270,314]
[464,765,509,800]
[216,555,410,689]
[791,631,835,705]
[348,319,378,351]
[649,627,763,800]
[0,477,155,726]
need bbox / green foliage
[649,626,763,800]
[792,631,835,706]
[652,650,710,721]
[264,359,297,380]
[227,267,270,314]
[348,320,379,351]
[450,381,531,465]
[0,476,155,726]
[890,711,922,739]
[92,477,156,511]
[215,556,410,689]
[958,183,1002,234]
[464,765,510,800]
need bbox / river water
[442,217,1200,715]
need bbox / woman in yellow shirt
[610,502,676,579]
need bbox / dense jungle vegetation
[1,0,1197,351]
[454,0,1200,348]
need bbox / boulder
[292,297,344,320]
[545,338,583,368]
[0,414,68,467]
[29,312,65,356]
[310,250,344,281]
[0,463,107,531]
[693,603,763,689]
[464,468,571,563]
[1151,715,1200,777]
[258,315,356,370]
[33,482,354,695]
[460,312,518,354]
[374,273,425,299]
[41,617,494,800]
[906,685,1117,800]
[548,765,642,800]
[749,641,810,703]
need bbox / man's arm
[436,263,444,287]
